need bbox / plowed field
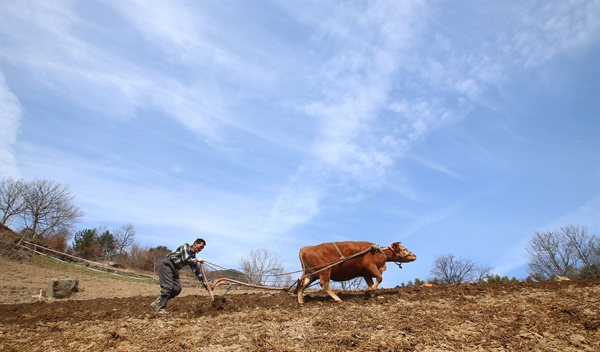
[0,255,599,351]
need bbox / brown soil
[0,236,599,351]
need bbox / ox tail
[298,247,308,273]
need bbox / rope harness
[332,242,345,260]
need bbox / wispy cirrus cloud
[0,73,22,178]
[1,1,596,280]
[254,3,428,235]
[510,1,599,68]
[265,0,599,239]
[2,2,231,142]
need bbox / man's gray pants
[158,258,182,299]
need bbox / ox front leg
[363,276,378,298]
[367,274,383,291]
[364,277,382,299]
[364,269,383,298]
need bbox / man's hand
[195,258,204,263]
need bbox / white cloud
[2,3,145,116]
[2,1,597,282]
[407,154,463,181]
[2,2,231,143]
[511,1,599,68]
[400,194,481,239]
[302,3,421,180]
[115,1,206,62]
[263,180,322,235]
[0,73,22,178]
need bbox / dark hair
[194,238,206,246]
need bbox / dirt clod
[211,296,227,309]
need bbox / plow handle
[199,263,214,301]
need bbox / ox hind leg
[296,274,317,304]
[320,271,343,302]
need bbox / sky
[1,1,598,287]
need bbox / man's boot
[150,295,169,314]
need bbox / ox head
[389,242,416,263]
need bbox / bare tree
[562,225,599,273]
[473,265,494,284]
[127,243,153,270]
[238,247,285,286]
[113,223,136,255]
[0,178,28,226]
[19,179,84,242]
[429,253,491,284]
[339,277,365,290]
[526,225,599,280]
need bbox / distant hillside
[206,268,248,282]
[0,224,30,261]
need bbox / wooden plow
[198,261,299,301]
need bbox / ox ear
[391,242,408,254]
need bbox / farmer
[151,238,207,314]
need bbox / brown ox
[294,241,416,303]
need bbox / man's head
[193,238,206,253]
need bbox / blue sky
[1,1,598,286]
